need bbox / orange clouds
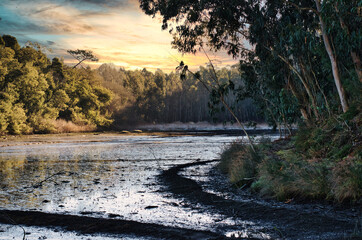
[2,0,237,72]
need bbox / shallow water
[0,132,278,239]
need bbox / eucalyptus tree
[138,0,360,122]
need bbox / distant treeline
[0,35,260,134]
[98,63,261,128]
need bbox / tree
[314,0,349,112]
[139,0,360,120]
[67,49,98,69]
[2,35,20,52]
[0,35,113,134]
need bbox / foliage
[97,63,261,127]
[220,110,362,203]
[219,142,262,187]
[0,34,260,135]
[0,35,113,135]
[139,0,362,130]
[67,49,98,68]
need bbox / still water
[0,132,277,239]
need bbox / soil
[0,159,360,240]
[160,160,361,239]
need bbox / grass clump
[51,119,96,133]
[219,110,361,203]
[219,142,262,188]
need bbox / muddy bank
[0,133,359,239]
[0,159,360,239]
[0,209,230,240]
[159,160,360,239]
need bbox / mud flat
[0,132,359,239]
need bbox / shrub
[331,155,362,202]
[219,141,263,187]
[51,119,96,133]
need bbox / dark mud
[1,159,360,239]
[159,160,361,240]
[0,209,229,240]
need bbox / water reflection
[0,133,278,236]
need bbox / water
[0,132,278,239]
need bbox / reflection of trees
[0,145,126,210]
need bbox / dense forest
[0,34,261,135]
[0,35,113,135]
[98,63,260,127]
[139,0,361,132]
[137,0,361,202]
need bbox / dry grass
[51,119,96,133]
[220,133,361,203]
[219,142,262,187]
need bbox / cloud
[32,5,62,15]
[0,0,237,72]
[65,0,134,8]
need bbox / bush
[219,114,361,203]
[219,142,262,187]
[51,119,96,133]
[331,155,362,202]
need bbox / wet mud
[0,132,360,239]
[159,160,361,239]
[0,209,228,240]
[1,159,359,239]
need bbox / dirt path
[0,160,360,239]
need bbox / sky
[0,0,237,72]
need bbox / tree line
[0,34,261,134]
[0,35,113,134]
[98,63,261,128]
[139,0,361,133]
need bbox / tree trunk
[298,60,320,119]
[276,53,319,119]
[350,52,362,83]
[308,55,332,116]
[314,0,349,112]
[287,75,311,123]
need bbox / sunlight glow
[0,0,238,72]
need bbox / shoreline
[1,159,358,239]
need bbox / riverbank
[0,129,360,239]
[219,114,361,204]
[1,159,359,239]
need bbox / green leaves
[176,61,189,81]
[67,49,98,68]
[0,35,114,134]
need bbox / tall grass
[51,119,96,133]
[219,110,361,203]
[219,141,263,188]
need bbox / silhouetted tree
[67,49,98,68]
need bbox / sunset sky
[0,0,237,72]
